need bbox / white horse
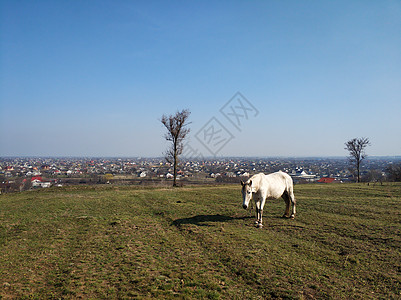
[241,171,296,228]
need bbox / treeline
[386,164,401,182]
[357,164,401,183]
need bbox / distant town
[1,156,400,193]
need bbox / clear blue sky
[1,0,400,157]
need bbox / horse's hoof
[256,223,263,229]
[254,220,259,224]
[282,214,289,219]
[290,215,295,219]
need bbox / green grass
[1,183,400,299]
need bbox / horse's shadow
[172,214,252,227]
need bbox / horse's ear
[240,180,244,186]
[249,180,252,186]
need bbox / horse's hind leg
[282,192,290,218]
[289,188,296,219]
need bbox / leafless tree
[344,137,371,183]
[161,109,191,187]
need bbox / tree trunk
[173,141,177,187]
[173,157,177,187]
[357,160,360,183]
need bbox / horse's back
[275,171,293,187]
[266,171,292,184]
[261,171,292,198]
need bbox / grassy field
[0,183,400,299]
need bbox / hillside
[1,183,400,299]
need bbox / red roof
[317,177,335,183]
[31,176,43,182]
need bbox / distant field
[1,183,400,299]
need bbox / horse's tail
[286,177,296,203]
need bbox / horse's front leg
[256,198,266,228]
[254,199,261,225]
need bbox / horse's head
[241,180,253,209]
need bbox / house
[317,177,336,183]
[53,170,61,175]
[290,169,317,182]
[31,176,51,188]
[31,176,43,182]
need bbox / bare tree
[161,109,191,187]
[344,137,371,183]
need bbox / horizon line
[1,155,401,160]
